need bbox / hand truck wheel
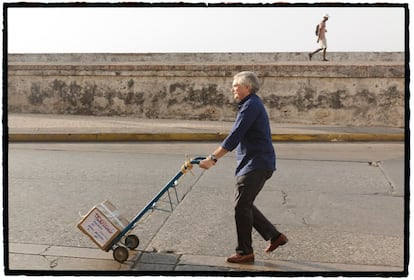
[113,246,129,263]
[125,234,140,249]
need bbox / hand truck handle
[190,156,207,164]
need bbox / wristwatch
[209,154,218,163]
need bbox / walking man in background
[199,71,288,264]
[309,14,329,61]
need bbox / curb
[8,133,405,142]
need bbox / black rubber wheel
[125,234,140,249]
[113,246,129,263]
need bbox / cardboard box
[78,200,129,251]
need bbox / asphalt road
[6,142,406,272]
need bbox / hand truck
[84,156,206,263]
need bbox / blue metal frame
[106,156,206,251]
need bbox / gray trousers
[234,169,280,255]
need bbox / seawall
[7,52,405,127]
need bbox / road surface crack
[369,161,396,195]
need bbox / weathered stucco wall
[8,52,404,63]
[7,53,405,127]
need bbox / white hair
[233,71,260,94]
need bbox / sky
[5,1,407,53]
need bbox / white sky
[5,2,407,53]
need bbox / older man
[199,71,288,264]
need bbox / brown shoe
[226,253,254,263]
[265,233,288,253]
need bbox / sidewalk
[8,242,403,274]
[7,113,405,142]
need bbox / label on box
[78,207,120,249]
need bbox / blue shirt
[221,94,276,176]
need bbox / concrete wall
[7,53,405,127]
[8,52,404,63]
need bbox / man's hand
[198,146,228,170]
[199,158,216,170]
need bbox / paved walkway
[6,113,406,275]
[7,113,405,142]
[8,242,403,274]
